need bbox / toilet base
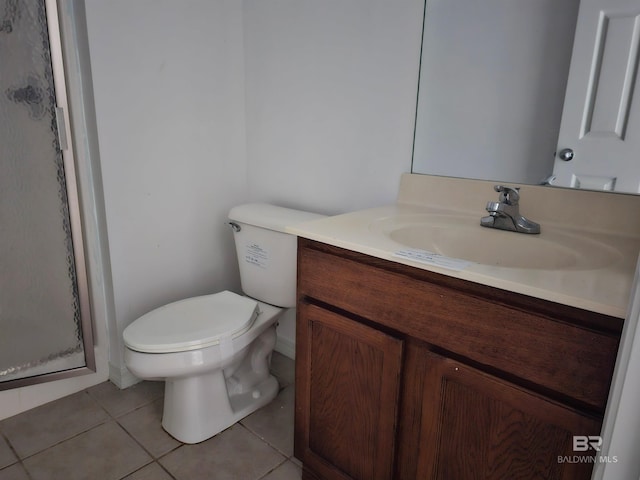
[162,372,279,444]
[160,325,279,444]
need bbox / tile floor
[0,353,299,480]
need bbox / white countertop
[287,175,640,319]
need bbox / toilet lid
[123,291,259,353]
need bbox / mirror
[412,0,640,194]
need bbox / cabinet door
[295,302,403,480]
[417,351,602,480]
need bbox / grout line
[111,422,182,480]
[117,460,155,480]
[236,421,293,463]
[85,381,164,420]
[112,407,184,463]
[108,419,181,480]
[0,430,35,480]
[2,392,113,462]
[83,386,119,420]
[155,460,179,480]
[116,459,179,480]
[1,373,298,480]
[0,430,20,465]
[0,461,35,480]
[255,457,290,480]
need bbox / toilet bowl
[122,204,325,444]
[124,291,283,444]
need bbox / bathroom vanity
[289,174,640,480]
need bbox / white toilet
[123,203,324,444]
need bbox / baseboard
[108,361,140,389]
[274,336,295,360]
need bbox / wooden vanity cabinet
[295,302,403,480]
[294,238,622,480]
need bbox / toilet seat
[123,291,259,354]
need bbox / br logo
[573,436,603,452]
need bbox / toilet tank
[228,204,325,308]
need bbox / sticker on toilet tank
[393,248,473,271]
[245,243,269,269]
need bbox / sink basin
[370,214,621,270]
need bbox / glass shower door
[0,0,94,388]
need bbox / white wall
[84,0,424,383]
[85,0,249,386]
[242,0,424,351]
[243,0,424,214]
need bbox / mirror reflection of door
[553,0,640,193]
[413,0,580,186]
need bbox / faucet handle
[494,185,520,205]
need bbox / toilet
[123,203,324,444]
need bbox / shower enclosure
[0,0,94,389]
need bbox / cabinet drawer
[298,242,619,411]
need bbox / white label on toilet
[245,243,269,269]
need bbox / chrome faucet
[481,185,540,234]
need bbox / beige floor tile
[270,352,295,387]
[87,381,164,418]
[0,463,30,480]
[261,460,302,480]
[1,355,298,479]
[118,398,181,458]
[0,391,109,458]
[160,424,285,480]
[23,421,152,480]
[0,436,17,469]
[122,462,174,480]
[241,385,294,457]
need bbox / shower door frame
[0,0,95,390]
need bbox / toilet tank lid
[228,203,325,233]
